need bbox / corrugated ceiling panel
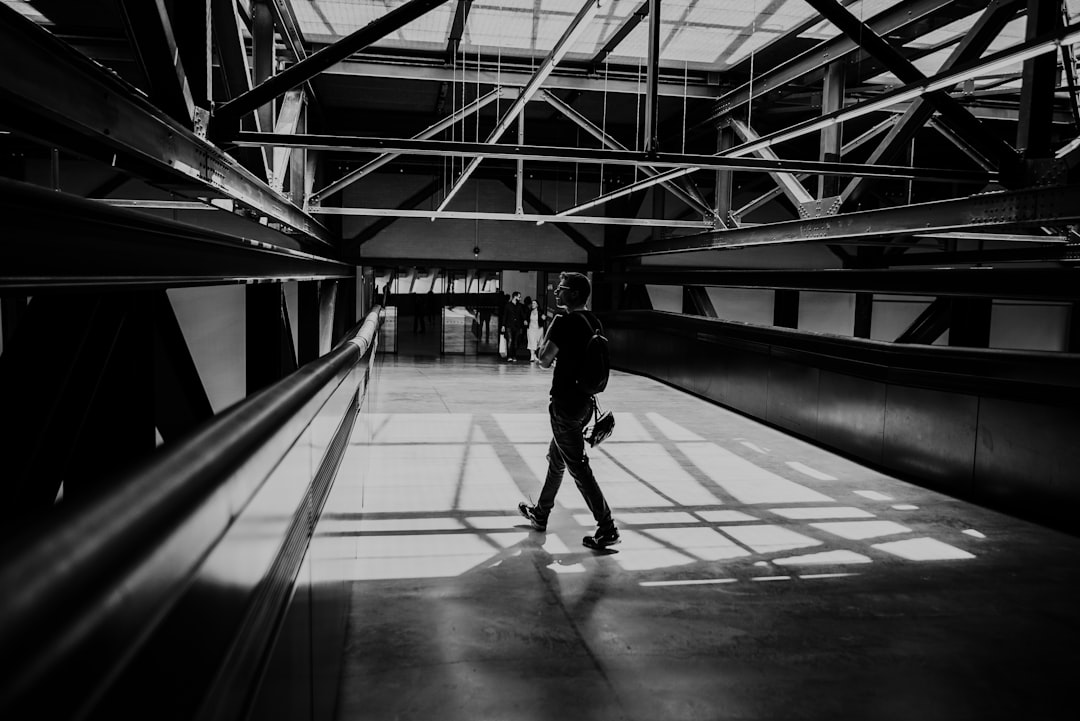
[868,16,1032,86]
[799,0,894,40]
[295,1,453,47]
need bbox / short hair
[511,291,522,299]
[559,272,591,304]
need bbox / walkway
[322,356,1080,721]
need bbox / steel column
[644,0,661,154]
[1017,0,1061,158]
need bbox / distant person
[518,272,619,550]
[426,288,438,325]
[526,298,544,362]
[500,291,527,362]
[478,305,493,344]
[411,292,425,334]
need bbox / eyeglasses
[554,286,571,293]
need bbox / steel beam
[541,90,718,221]
[726,119,814,207]
[614,184,1080,257]
[269,0,308,62]
[733,118,898,222]
[312,206,708,228]
[0,5,332,245]
[643,0,661,154]
[502,177,597,256]
[558,24,1077,219]
[0,179,351,289]
[253,1,277,157]
[212,0,270,180]
[446,0,474,61]
[818,61,845,199]
[310,88,508,204]
[606,267,1080,301]
[271,89,306,192]
[345,178,441,247]
[801,0,1018,170]
[589,0,649,70]
[704,0,960,125]
[840,0,1021,207]
[1017,0,1060,157]
[117,0,195,126]
[232,132,994,183]
[435,0,604,212]
[324,57,715,98]
[215,0,454,126]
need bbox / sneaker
[517,502,547,531]
[582,527,620,550]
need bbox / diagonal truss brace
[215,0,453,127]
[616,184,1080,257]
[556,21,1080,218]
[434,0,603,213]
[270,89,306,192]
[731,117,897,223]
[801,0,1018,171]
[725,118,814,208]
[540,89,719,223]
[310,88,510,205]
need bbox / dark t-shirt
[503,300,527,330]
[548,310,601,400]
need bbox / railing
[603,310,1080,532]
[0,305,384,721]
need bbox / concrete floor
[323,355,1080,721]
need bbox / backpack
[574,312,610,396]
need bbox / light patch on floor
[643,527,755,561]
[648,412,705,441]
[640,578,738,587]
[678,443,834,504]
[698,509,759,523]
[811,520,912,540]
[330,532,530,580]
[770,506,876,520]
[873,537,976,561]
[601,413,655,442]
[785,461,837,480]
[772,550,873,566]
[854,490,893,501]
[465,515,526,530]
[605,511,699,525]
[492,413,550,442]
[719,524,824,553]
[600,442,723,506]
[355,517,464,533]
[367,413,475,444]
[606,529,703,571]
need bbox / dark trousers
[506,327,523,359]
[537,396,614,531]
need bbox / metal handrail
[0,304,384,716]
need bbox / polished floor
[323,355,1080,721]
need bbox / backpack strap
[574,310,598,336]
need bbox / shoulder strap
[574,311,598,335]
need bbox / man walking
[500,291,527,362]
[518,272,619,550]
